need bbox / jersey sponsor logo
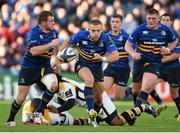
[53,33,56,38]
[152,38,158,42]
[65,89,73,98]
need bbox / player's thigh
[104,76,114,92]
[132,81,142,93]
[114,85,126,100]
[18,67,42,85]
[110,115,124,126]
[141,72,158,93]
[78,67,94,85]
[170,87,179,99]
[132,60,144,82]
[16,85,31,104]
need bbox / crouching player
[22,98,88,125]
[35,75,157,126]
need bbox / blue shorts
[18,67,54,85]
[160,65,180,87]
[104,65,130,86]
[132,60,161,82]
[75,61,103,82]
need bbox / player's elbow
[29,48,39,56]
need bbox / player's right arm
[162,53,180,63]
[28,30,60,56]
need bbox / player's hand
[47,105,59,113]
[50,39,60,47]
[161,47,170,55]
[131,52,141,60]
[93,53,101,60]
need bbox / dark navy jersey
[22,25,58,69]
[128,23,177,63]
[69,30,117,66]
[106,29,129,68]
[171,28,180,46]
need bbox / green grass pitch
[0,101,180,132]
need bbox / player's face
[45,16,55,31]
[160,16,172,27]
[146,14,159,29]
[89,24,102,42]
[111,17,122,33]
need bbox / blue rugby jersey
[69,30,117,66]
[162,28,179,67]
[106,29,129,68]
[22,25,58,68]
[127,23,177,63]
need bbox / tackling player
[35,74,157,126]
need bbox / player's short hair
[37,11,54,24]
[160,13,172,21]
[31,98,41,110]
[111,14,123,21]
[146,8,159,15]
[89,18,102,25]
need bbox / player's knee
[84,79,94,87]
[50,82,58,92]
[41,73,58,93]
[95,97,102,106]
[115,96,124,101]
[16,97,26,105]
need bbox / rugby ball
[58,47,76,62]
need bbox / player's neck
[112,30,120,36]
[38,24,50,33]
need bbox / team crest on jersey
[82,41,88,45]
[143,31,148,34]
[161,30,166,35]
[118,36,123,41]
[40,35,43,39]
[53,33,56,38]
[99,42,104,47]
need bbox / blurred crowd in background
[0,0,180,77]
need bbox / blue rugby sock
[125,87,132,97]
[36,90,54,113]
[135,91,149,107]
[84,86,94,111]
[7,100,22,122]
[173,96,180,114]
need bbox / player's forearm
[30,43,54,56]
[162,53,180,63]
[125,41,135,56]
[167,39,179,52]
[57,99,76,112]
[101,51,119,62]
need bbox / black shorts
[104,65,130,86]
[18,67,54,85]
[132,60,161,82]
[160,65,180,87]
[75,61,103,82]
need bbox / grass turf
[0,101,179,132]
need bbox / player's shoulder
[159,23,172,31]
[76,30,89,38]
[120,29,129,36]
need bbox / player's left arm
[94,35,119,62]
[162,52,180,63]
